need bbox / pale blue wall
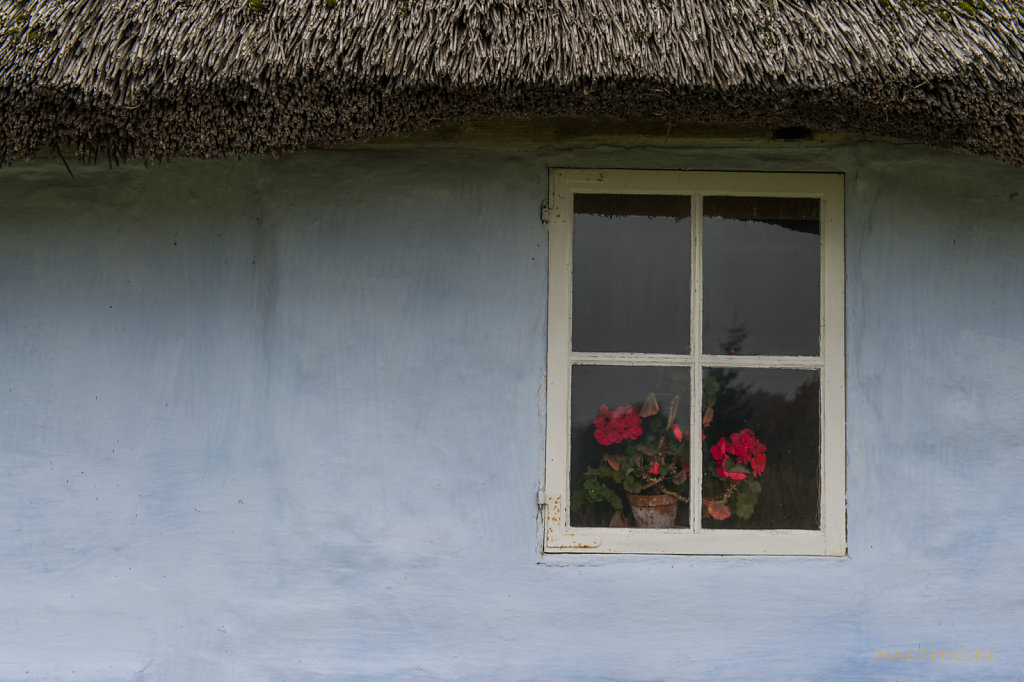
[1,142,1022,680]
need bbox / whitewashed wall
[1,142,1022,680]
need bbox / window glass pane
[702,196,820,356]
[573,194,691,354]
[700,367,820,530]
[570,364,691,528]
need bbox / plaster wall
[1,142,1022,680]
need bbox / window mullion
[699,355,824,369]
[690,193,704,532]
[568,352,694,366]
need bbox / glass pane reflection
[570,364,691,528]
[701,367,820,530]
[703,196,820,356]
[573,194,691,354]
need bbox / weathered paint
[0,142,1022,680]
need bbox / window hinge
[537,488,546,509]
[540,203,551,224]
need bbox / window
[543,169,845,555]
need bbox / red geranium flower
[751,450,766,477]
[593,404,643,446]
[728,429,764,465]
[716,462,748,481]
[710,437,732,462]
[710,435,750,480]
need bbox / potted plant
[702,428,768,522]
[571,389,771,527]
[571,392,690,528]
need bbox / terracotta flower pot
[626,493,678,528]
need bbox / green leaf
[604,489,623,510]
[724,460,751,476]
[583,478,608,502]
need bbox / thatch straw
[1,0,1022,164]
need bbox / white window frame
[543,169,846,556]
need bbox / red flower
[731,435,751,464]
[648,463,660,475]
[716,462,748,481]
[593,404,642,446]
[710,435,747,480]
[710,437,733,462]
[671,424,683,442]
[751,450,766,477]
[729,429,764,465]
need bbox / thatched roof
[2,0,1023,164]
